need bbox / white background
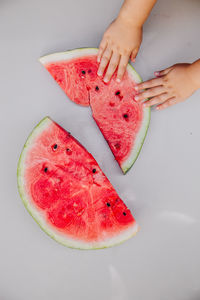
[0,0,200,299]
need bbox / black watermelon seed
[66,148,72,155]
[95,86,99,91]
[115,143,120,149]
[106,202,111,207]
[123,212,127,216]
[115,90,120,95]
[44,167,48,173]
[88,69,92,73]
[81,70,86,74]
[53,144,58,149]
[123,114,128,119]
[92,168,96,173]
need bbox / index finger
[136,78,163,90]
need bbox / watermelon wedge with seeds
[17,117,139,249]
[39,48,150,173]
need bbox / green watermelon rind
[17,117,139,250]
[122,64,151,174]
[39,48,150,174]
[39,47,99,67]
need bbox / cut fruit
[17,117,138,249]
[39,48,150,173]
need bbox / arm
[189,59,200,90]
[118,0,157,29]
[97,0,157,82]
[135,59,200,110]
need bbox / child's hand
[97,17,142,83]
[135,63,199,110]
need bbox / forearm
[188,59,200,90]
[118,0,157,28]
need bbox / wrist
[117,11,143,29]
[187,60,200,91]
[117,0,156,29]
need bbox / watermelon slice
[39,48,150,173]
[17,117,138,249]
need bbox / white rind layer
[17,117,139,250]
[39,48,150,174]
[39,48,99,65]
[122,64,150,173]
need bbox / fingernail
[97,57,100,63]
[156,106,160,110]
[97,71,102,76]
[135,96,139,101]
[103,77,109,83]
[116,78,121,83]
[135,86,139,91]
[154,71,160,76]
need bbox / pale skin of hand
[97,18,142,83]
[135,60,200,110]
[97,0,157,83]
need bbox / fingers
[97,48,112,77]
[104,52,120,83]
[97,38,139,81]
[130,48,138,63]
[117,54,130,82]
[143,93,170,107]
[156,97,176,110]
[135,86,166,102]
[154,66,173,77]
[136,78,163,91]
[97,39,107,63]
[97,47,130,81]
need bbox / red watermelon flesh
[17,117,138,249]
[39,49,150,173]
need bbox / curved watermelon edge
[17,117,57,244]
[17,117,139,250]
[121,107,150,174]
[39,48,99,107]
[122,64,151,174]
[39,47,99,65]
[39,48,150,174]
[121,114,150,174]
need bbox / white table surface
[1,0,200,299]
